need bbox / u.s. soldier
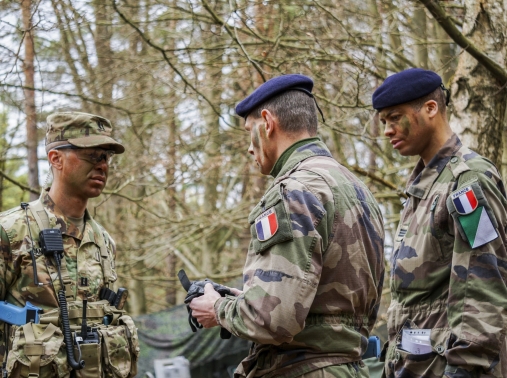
[373,68,507,377]
[0,112,139,377]
[189,74,385,377]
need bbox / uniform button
[436,345,444,353]
[450,157,458,163]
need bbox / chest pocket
[248,184,293,255]
[429,193,454,261]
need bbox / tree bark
[93,0,113,114]
[413,6,428,68]
[447,0,507,168]
[433,20,455,85]
[22,0,39,200]
[201,0,224,275]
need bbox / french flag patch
[255,207,278,241]
[452,186,478,215]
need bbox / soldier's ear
[425,100,438,119]
[260,109,278,138]
[47,150,64,171]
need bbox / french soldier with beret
[374,68,507,378]
[189,75,385,377]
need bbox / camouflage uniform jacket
[215,140,385,378]
[384,134,507,378]
[0,190,117,366]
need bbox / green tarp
[135,304,250,377]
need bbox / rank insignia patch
[452,186,478,215]
[255,207,278,241]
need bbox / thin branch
[0,83,130,113]
[0,169,39,195]
[201,0,266,82]
[350,165,408,199]
[111,0,227,123]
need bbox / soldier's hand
[226,286,243,296]
[188,283,221,328]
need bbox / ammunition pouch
[6,322,70,377]
[5,300,139,378]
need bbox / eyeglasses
[53,144,115,165]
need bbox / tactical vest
[2,199,140,378]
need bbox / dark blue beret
[236,74,314,118]
[372,68,443,110]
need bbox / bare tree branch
[0,83,132,113]
[350,165,408,199]
[419,0,507,85]
[0,169,39,195]
[200,0,267,82]
[111,0,229,124]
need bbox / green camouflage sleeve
[102,229,117,257]
[0,225,12,301]
[0,225,12,369]
[215,178,329,345]
[99,227,118,284]
[444,169,507,376]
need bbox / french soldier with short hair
[189,75,385,377]
[374,68,507,378]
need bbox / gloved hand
[184,278,232,305]
[178,270,232,339]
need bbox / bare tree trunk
[413,6,428,68]
[121,0,148,316]
[202,3,224,275]
[93,0,113,114]
[164,4,178,305]
[433,21,455,85]
[369,0,383,172]
[448,0,507,169]
[381,1,405,70]
[22,0,39,200]
[503,107,507,180]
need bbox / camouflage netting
[135,303,250,377]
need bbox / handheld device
[0,301,41,325]
[362,336,381,359]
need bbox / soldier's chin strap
[440,83,451,106]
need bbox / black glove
[178,270,232,339]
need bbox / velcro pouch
[6,323,70,378]
[99,325,132,378]
[74,330,102,378]
[119,314,140,377]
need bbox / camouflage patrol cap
[45,112,125,154]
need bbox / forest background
[0,0,506,323]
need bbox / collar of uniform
[270,137,331,178]
[406,133,462,199]
[40,190,88,241]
